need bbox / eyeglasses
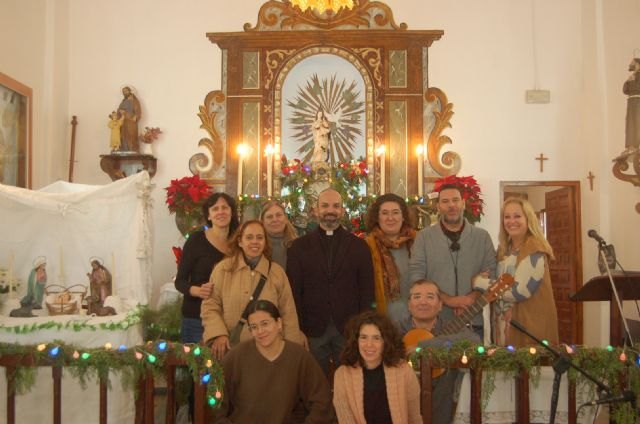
[248,319,275,332]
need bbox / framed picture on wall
[0,72,32,188]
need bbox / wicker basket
[44,284,87,316]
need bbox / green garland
[0,307,143,334]
[411,342,640,422]
[0,340,225,409]
[238,158,439,234]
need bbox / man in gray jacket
[409,184,496,338]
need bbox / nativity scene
[0,0,639,423]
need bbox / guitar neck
[439,295,489,336]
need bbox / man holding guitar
[409,184,497,341]
[397,279,479,424]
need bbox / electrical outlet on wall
[525,89,551,104]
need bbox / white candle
[416,145,424,197]
[265,144,274,197]
[236,144,248,195]
[376,145,386,195]
[111,252,116,296]
[59,246,65,285]
[8,251,14,298]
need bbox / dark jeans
[181,317,204,343]
[308,320,345,376]
[180,317,204,420]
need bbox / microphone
[584,390,636,406]
[587,229,607,245]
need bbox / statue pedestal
[99,153,157,181]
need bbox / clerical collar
[319,225,342,237]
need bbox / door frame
[500,180,583,344]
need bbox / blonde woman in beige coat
[201,220,305,360]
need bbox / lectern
[571,274,640,346]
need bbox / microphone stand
[509,320,613,424]
[597,243,634,346]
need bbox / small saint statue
[116,86,142,152]
[108,110,124,152]
[618,58,640,160]
[26,256,47,309]
[87,259,112,306]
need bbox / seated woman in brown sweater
[333,311,421,424]
[211,300,335,423]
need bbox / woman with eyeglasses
[201,220,305,360]
[365,194,416,324]
[260,200,298,270]
[333,310,421,424]
[211,300,335,423]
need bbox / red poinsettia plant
[165,175,211,216]
[433,175,484,223]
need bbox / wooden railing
[418,356,579,424]
[0,353,212,424]
[0,351,611,424]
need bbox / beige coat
[201,254,304,346]
[333,362,422,424]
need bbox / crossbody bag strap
[238,261,272,323]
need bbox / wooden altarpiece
[190,0,461,197]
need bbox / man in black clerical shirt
[287,188,375,375]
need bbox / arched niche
[191,0,461,197]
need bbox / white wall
[3,0,639,345]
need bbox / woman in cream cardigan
[333,310,421,424]
[201,220,305,360]
[474,197,559,347]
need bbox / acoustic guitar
[403,274,515,377]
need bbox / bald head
[316,188,344,231]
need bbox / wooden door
[545,187,582,344]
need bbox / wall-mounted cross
[587,171,595,191]
[535,153,548,172]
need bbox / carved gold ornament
[290,0,354,13]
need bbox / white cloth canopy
[0,171,154,305]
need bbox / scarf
[371,226,416,302]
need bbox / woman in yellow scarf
[365,194,416,324]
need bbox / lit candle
[416,144,424,197]
[376,145,386,195]
[236,144,248,195]
[265,144,274,197]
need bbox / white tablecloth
[0,302,143,423]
